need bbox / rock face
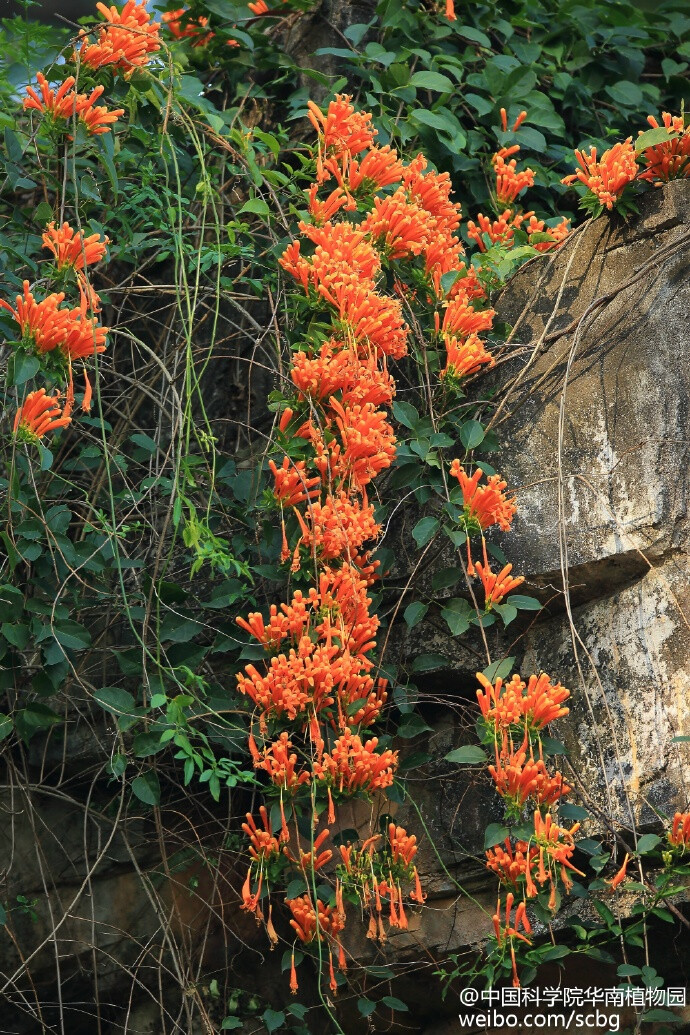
[373,180,690,1024]
[492,178,690,830]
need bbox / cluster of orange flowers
[477,665,584,985]
[23,73,124,136]
[7,1,171,445]
[238,92,513,992]
[667,811,690,851]
[447,458,524,607]
[561,111,689,210]
[467,109,570,254]
[74,0,161,74]
[2,234,108,437]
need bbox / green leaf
[52,620,91,651]
[558,803,588,821]
[404,601,428,628]
[285,878,308,898]
[1,623,29,649]
[238,198,270,217]
[617,964,642,977]
[641,1009,680,1023]
[485,823,509,849]
[460,420,485,450]
[0,714,13,742]
[493,602,518,626]
[37,444,53,471]
[509,595,542,611]
[538,944,570,962]
[455,24,491,46]
[15,703,62,744]
[381,997,408,1012]
[593,900,616,927]
[407,71,454,92]
[8,352,40,387]
[412,516,439,548]
[411,653,447,672]
[441,597,472,636]
[358,999,377,1018]
[220,1019,243,1030]
[392,400,420,428]
[130,432,158,453]
[605,81,644,108]
[93,686,137,716]
[636,833,661,854]
[262,1010,286,1033]
[482,656,515,682]
[431,567,461,591]
[444,745,487,764]
[540,734,568,755]
[131,771,160,806]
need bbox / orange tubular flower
[492,892,532,987]
[75,0,161,74]
[42,222,109,272]
[329,398,397,488]
[489,735,570,810]
[253,731,310,792]
[293,492,381,561]
[389,824,417,868]
[476,670,570,733]
[248,0,269,13]
[442,294,495,340]
[532,811,584,880]
[286,894,344,943]
[449,462,517,535]
[561,138,638,210]
[0,281,108,360]
[474,538,525,609]
[493,150,535,206]
[313,727,398,793]
[269,457,321,507]
[287,828,333,872]
[444,0,456,21]
[606,853,631,891]
[307,94,376,182]
[162,8,213,46]
[441,331,495,382]
[466,208,532,252]
[318,278,409,361]
[639,112,690,184]
[13,389,71,442]
[668,811,690,850]
[242,806,281,861]
[345,145,404,193]
[360,188,431,260]
[306,184,354,225]
[23,74,125,135]
[523,673,570,729]
[486,838,539,896]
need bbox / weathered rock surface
[375,180,690,1009]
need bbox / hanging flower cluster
[467,109,570,254]
[74,0,161,74]
[477,666,583,985]
[561,111,689,212]
[3,0,171,444]
[667,811,690,853]
[237,93,476,992]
